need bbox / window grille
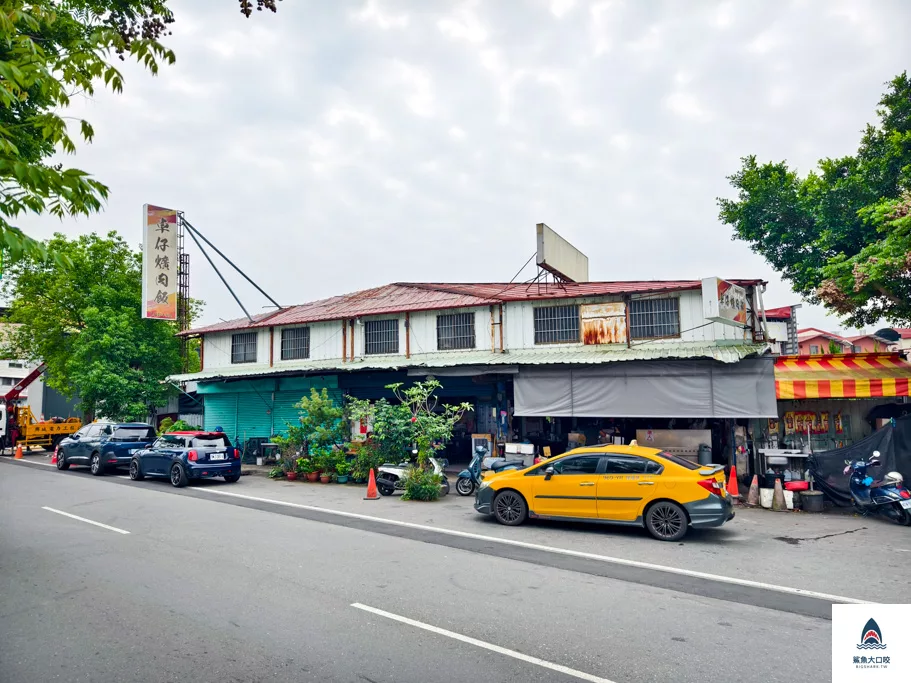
[437,313,475,350]
[628,298,679,339]
[231,332,257,364]
[533,305,580,344]
[365,319,399,355]
[281,327,310,360]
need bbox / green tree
[718,72,911,327]
[1,231,189,421]
[1,1,279,265]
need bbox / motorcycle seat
[492,459,524,470]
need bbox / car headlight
[478,480,491,491]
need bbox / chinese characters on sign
[141,204,179,320]
[701,277,748,328]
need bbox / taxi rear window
[658,451,701,470]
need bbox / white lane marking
[41,506,130,535]
[194,488,869,604]
[353,603,617,683]
[8,459,56,467]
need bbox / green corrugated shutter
[204,394,237,441]
[236,391,274,442]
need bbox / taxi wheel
[493,490,527,526]
[645,501,688,541]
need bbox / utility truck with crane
[0,363,81,452]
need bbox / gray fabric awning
[514,358,777,419]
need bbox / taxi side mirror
[544,466,555,481]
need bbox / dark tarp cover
[809,415,911,506]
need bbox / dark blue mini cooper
[129,431,241,487]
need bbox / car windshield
[191,435,230,449]
[111,427,155,442]
[154,435,190,448]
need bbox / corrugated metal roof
[184,279,766,336]
[170,342,770,383]
[763,306,793,320]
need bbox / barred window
[437,312,475,350]
[533,305,580,344]
[628,298,680,339]
[365,319,399,355]
[231,332,257,364]
[281,327,310,360]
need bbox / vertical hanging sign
[142,204,179,320]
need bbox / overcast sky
[17,0,911,332]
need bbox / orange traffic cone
[364,468,380,500]
[14,444,23,459]
[50,447,58,465]
[727,465,740,500]
[746,475,760,506]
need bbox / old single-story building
[172,277,779,471]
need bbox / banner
[142,204,179,320]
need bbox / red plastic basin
[785,481,809,491]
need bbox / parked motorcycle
[456,445,525,496]
[377,451,450,497]
[843,450,911,526]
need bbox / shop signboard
[536,223,589,283]
[142,204,179,320]
[581,302,627,345]
[702,277,747,328]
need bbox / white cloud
[437,1,488,43]
[350,0,409,29]
[17,0,909,338]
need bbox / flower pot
[320,474,331,484]
[306,472,319,482]
[337,475,349,484]
[286,471,298,481]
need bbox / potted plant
[335,460,350,484]
[298,458,318,482]
[268,465,285,479]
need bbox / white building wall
[408,307,489,353]
[199,288,762,370]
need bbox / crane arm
[3,363,47,403]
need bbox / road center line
[41,506,130,535]
[352,602,617,683]
[193,487,868,605]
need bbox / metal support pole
[182,219,254,322]
[181,219,282,310]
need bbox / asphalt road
[1,461,833,682]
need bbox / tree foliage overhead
[718,72,911,327]
[0,231,200,421]
[0,1,278,265]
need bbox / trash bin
[801,490,824,513]
[697,444,712,465]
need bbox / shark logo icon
[857,618,887,650]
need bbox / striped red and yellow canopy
[775,353,911,400]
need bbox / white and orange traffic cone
[14,444,23,460]
[50,446,58,465]
[746,475,760,506]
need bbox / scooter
[843,450,911,526]
[376,451,450,497]
[456,445,525,496]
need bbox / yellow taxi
[474,444,734,541]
